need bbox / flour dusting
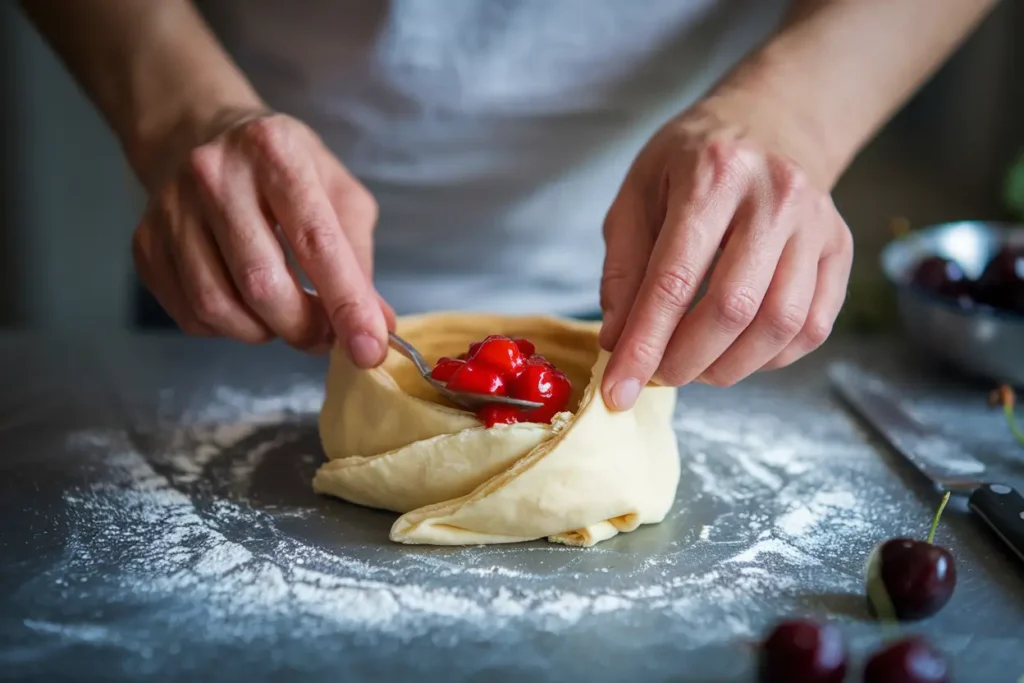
[50,379,915,650]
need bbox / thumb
[598,189,656,352]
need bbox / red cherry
[866,538,956,621]
[512,338,536,356]
[974,245,1024,314]
[866,491,957,622]
[517,367,571,424]
[445,362,505,396]
[507,361,557,404]
[758,619,848,683]
[466,342,482,358]
[910,256,973,304]
[468,335,525,377]
[429,357,465,383]
[477,404,521,428]
[863,637,948,683]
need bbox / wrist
[100,0,268,191]
[125,90,267,193]
[702,40,847,189]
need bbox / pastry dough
[314,313,680,546]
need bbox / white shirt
[202,0,787,316]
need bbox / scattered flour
[49,379,916,650]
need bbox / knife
[828,361,1024,564]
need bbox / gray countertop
[1,333,1022,683]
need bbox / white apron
[201,0,786,315]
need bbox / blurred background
[1,1,1022,333]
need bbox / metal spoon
[387,332,543,412]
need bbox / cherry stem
[1003,401,1024,447]
[926,491,951,545]
[992,385,1024,447]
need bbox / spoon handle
[387,332,432,377]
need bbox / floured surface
[2,335,1023,683]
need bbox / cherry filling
[429,357,465,382]
[429,335,572,427]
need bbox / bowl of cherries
[882,221,1024,386]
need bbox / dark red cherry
[863,637,948,683]
[910,256,972,303]
[974,245,1024,313]
[758,619,848,683]
[866,538,956,621]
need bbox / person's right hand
[131,110,393,367]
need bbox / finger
[601,181,742,411]
[189,147,330,350]
[598,185,656,352]
[256,144,387,368]
[164,184,273,343]
[321,159,378,281]
[132,214,215,336]
[301,289,385,355]
[321,161,395,337]
[653,192,788,387]
[699,235,817,386]
[762,229,852,370]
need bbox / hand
[131,110,394,366]
[599,97,853,410]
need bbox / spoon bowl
[387,332,544,412]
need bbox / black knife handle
[967,484,1024,564]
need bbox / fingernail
[608,378,641,411]
[348,333,383,368]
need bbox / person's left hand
[599,96,853,411]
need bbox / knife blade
[828,361,1024,565]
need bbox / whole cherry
[866,492,956,622]
[909,256,972,303]
[758,619,848,683]
[862,636,948,683]
[973,244,1024,314]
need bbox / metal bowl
[881,220,1024,386]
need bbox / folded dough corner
[314,313,680,547]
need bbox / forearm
[706,0,998,188]
[20,0,264,188]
